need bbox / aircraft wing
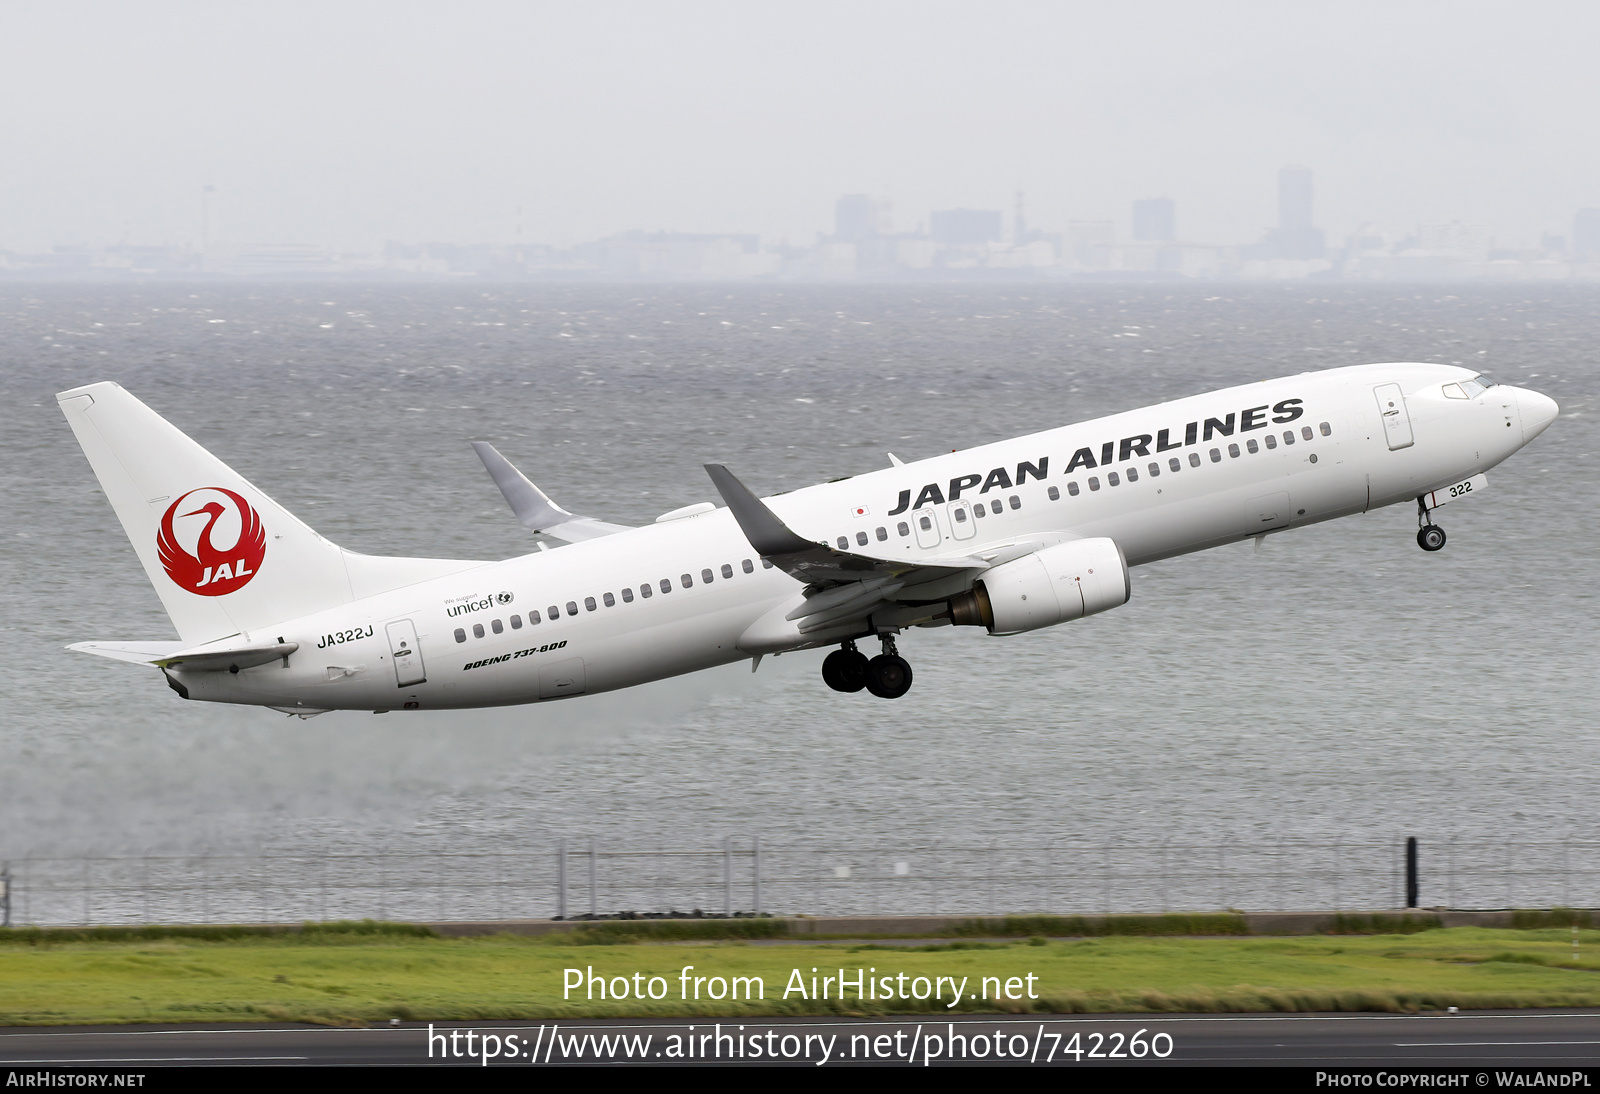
[705,464,1002,635]
[471,442,633,543]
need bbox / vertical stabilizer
[58,382,485,644]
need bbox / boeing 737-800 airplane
[59,362,1556,714]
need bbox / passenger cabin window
[1264,434,1277,449]
[584,597,596,612]
[1067,481,1080,496]
[990,500,1003,514]
[1301,426,1314,441]
[491,618,504,634]
[473,623,485,639]
[1009,494,1021,508]
[972,504,986,517]
[1246,439,1258,454]
[1047,485,1060,500]
[567,601,579,615]
[1188,452,1201,467]
[1210,448,1222,462]
[897,522,910,536]
[742,559,754,573]
[702,568,714,584]
[1126,467,1139,482]
[1228,443,1240,458]
[837,537,849,550]
[875,527,888,541]
[856,531,868,546]
[1108,472,1121,486]
[529,609,542,624]
[454,628,466,643]
[1088,476,1101,491]
[603,592,615,607]
[1147,462,1160,477]
[510,615,522,630]
[918,514,933,531]
[953,507,967,523]
[1283,430,1295,445]
[681,573,693,588]
[621,588,633,603]
[1320,421,1332,436]
[762,559,774,569]
[659,579,672,593]
[1170,457,1181,471]
[640,584,652,598]
[721,564,733,579]
[548,604,560,619]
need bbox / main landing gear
[822,636,914,699]
[1416,497,1447,552]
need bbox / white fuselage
[173,363,1555,712]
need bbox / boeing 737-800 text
[59,362,1556,714]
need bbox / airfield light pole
[588,837,597,919]
[556,840,567,920]
[1405,837,1419,909]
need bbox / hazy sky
[2,0,1597,251]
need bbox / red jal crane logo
[157,488,267,596]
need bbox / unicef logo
[495,591,515,605]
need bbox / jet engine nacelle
[948,537,1129,635]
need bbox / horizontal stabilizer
[68,639,298,673]
[68,641,187,666]
[156,641,298,672]
[471,442,632,543]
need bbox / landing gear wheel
[821,645,868,693]
[864,654,913,699]
[1417,525,1447,552]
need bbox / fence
[2,837,1597,928]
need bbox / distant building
[1279,168,1313,231]
[1416,222,1489,260]
[930,209,1002,247]
[1574,208,1600,262]
[1065,220,1115,268]
[1132,198,1175,242]
[834,195,891,243]
[574,232,770,279]
[1251,166,1325,260]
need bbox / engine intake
[948,538,1129,635]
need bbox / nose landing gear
[1416,497,1447,552]
[821,635,914,698]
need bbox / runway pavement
[2,1011,1599,1067]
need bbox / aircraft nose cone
[1518,388,1559,443]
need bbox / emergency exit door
[385,619,427,687]
[1374,383,1414,450]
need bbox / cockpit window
[1458,375,1496,398]
[1442,383,1467,399]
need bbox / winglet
[703,465,817,556]
[471,443,632,542]
[471,442,575,533]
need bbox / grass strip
[1,926,1599,1026]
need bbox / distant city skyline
[8,163,1598,282]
